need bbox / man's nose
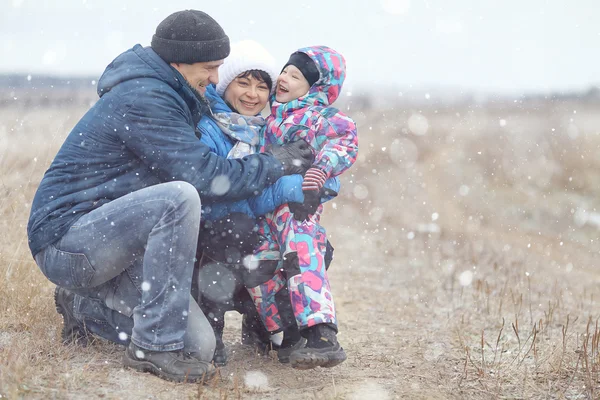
[211,70,220,85]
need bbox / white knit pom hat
[216,40,278,96]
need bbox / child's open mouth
[277,84,289,94]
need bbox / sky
[1,0,598,94]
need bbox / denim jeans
[34,182,215,360]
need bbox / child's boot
[289,323,346,369]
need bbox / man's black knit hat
[282,52,320,87]
[151,10,230,64]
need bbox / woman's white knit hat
[216,40,278,96]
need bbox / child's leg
[284,219,337,329]
[273,208,346,369]
[246,204,343,367]
[244,204,321,335]
[250,205,336,330]
[244,209,287,333]
[246,269,286,332]
[268,205,337,330]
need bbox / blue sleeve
[201,200,256,221]
[248,174,304,216]
[245,175,341,217]
[197,116,233,157]
[320,176,340,203]
[118,88,284,204]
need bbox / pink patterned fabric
[247,46,357,332]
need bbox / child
[246,46,358,369]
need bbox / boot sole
[123,353,217,383]
[278,337,307,364]
[289,347,347,370]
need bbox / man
[27,10,313,383]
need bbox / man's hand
[267,139,314,175]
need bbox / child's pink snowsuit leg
[250,203,336,331]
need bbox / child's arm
[288,111,356,221]
[204,173,305,219]
[311,111,358,178]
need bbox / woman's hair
[236,69,273,93]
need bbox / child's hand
[289,190,320,221]
[289,167,327,221]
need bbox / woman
[193,40,303,366]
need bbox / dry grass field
[1,95,600,399]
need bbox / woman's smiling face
[223,72,271,116]
[275,65,310,103]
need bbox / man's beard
[182,80,213,124]
[190,85,205,99]
[183,80,206,102]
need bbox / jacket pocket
[40,245,96,289]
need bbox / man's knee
[165,181,201,208]
[153,182,201,227]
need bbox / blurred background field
[1,78,600,398]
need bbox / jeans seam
[125,267,143,295]
[153,197,179,344]
[131,335,184,352]
[70,198,182,229]
[50,244,96,288]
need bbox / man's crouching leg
[122,293,218,382]
[116,182,216,382]
[37,181,216,383]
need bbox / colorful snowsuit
[195,83,339,285]
[196,85,307,222]
[248,46,358,332]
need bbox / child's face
[275,65,310,103]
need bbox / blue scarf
[210,112,265,158]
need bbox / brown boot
[123,342,216,383]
